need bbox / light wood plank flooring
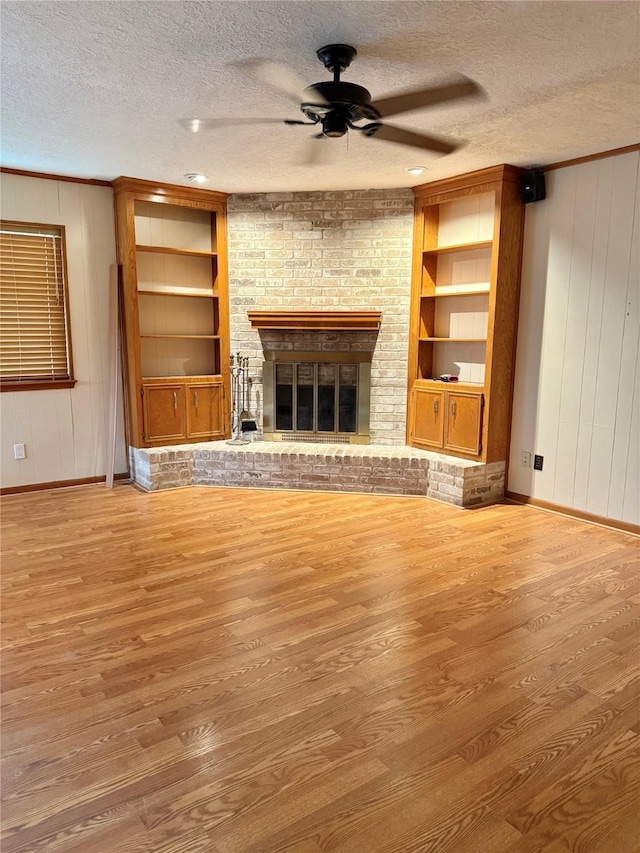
[1,483,639,853]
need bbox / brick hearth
[129,442,506,507]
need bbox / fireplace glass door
[275,362,359,435]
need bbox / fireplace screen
[263,356,371,443]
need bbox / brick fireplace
[127,187,506,506]
[225,188,415,444]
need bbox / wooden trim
[413,378,483,393]
[247,311,383,331]
[543,143,640,172]
[140,375,223,384]
[0,167,112,187]
[59,223,76,386]
[412,164,522,200]
[112,176,228,203]
[106,264,120,489]
[1,473,129,496]
[1,379,77,392]
[505,491,640,536]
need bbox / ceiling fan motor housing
[301,82,381,125]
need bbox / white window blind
[0,222,73,385]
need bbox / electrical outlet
[13,443,26,460]
[521,451,531,467]
[533,454,544,471]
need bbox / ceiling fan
[183,44,483,156]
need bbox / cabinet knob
[433,398,439,415]
[451,400,456,417]
[194,390,198,408]
[173,392,177,410]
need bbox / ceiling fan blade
[300,135,329,166]
[372,77,483,118]
[180,118,309,133]
[363,123,460,154]
[240,60,329,108]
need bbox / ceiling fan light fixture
[184,173,208,184]
[405,167,425,175]
[321,112,349,138]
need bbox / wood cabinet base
[410,385,483,457]
[141,378,225,445]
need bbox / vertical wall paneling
[0,173,127,489]
[553,161,600,509]
[572,158,616,509]
[586,156,638,516]
[62,181,98,478]
[509,151,640,524]
[525,167,577,503]
[608,161,640,521]
[621,355,639,523]
[508,187,551,498]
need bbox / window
[0,221,75,390]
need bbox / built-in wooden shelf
[423,288,491,298]
[423,240,493,256]
[419,337,487,343]
[140,334,220,340]
[137,289,216,298]
[247,310,383,331]
[136,244,217,258]
[416,378,485,389]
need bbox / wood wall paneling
[508,151,640,525]
[0,173,127,489]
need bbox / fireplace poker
[227,352,250,445]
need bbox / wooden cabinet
[142,384,186,443]
[410,386,444,449]
[410,386,483,455]
[444,390,483,455]
[141,379,225,444]
[186,381,224,439]
[407,165,525,462]
[113,177,231,447]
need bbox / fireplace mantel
[247,311,382,331]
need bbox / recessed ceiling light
[184,173,208,184]
[405,167,425,175]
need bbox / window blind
[0,223,72,383]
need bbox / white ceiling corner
[1,0,638,193]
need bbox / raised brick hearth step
[129,442,506,507]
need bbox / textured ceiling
[1,1,638,192]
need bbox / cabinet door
[186,383,224,439]
[410,386,444,449]
[142,384,186,443]
[444,391,483,455]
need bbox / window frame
[0,219,76,392]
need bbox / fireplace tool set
[227,353,256,445]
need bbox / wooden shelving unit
[407,165,525,461]
[113,177,231,448]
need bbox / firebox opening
[263,352,371,444]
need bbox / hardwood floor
[1,483,638,853]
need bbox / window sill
[1,379,77,392]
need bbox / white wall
[509,151,639,525]
[0,173,127,488]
